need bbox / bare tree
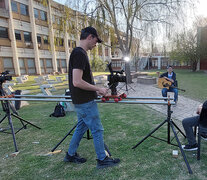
[71,0,194,82]
[50,0,195,81]
[169,16,207,71]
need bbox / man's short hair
[80,26,102,43]
[167,65,173,69]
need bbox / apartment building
[0,0,114,76]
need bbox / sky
[196,0,207,17]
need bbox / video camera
[0,70,12,84]
[107,63,126,95]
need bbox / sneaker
[97,156,120,169]
[201,134,207,141]
[182,144,198,151]
[64,152,87,164]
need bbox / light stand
[0,83,41,152]
[132,102,193,174]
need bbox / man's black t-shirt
[68,47,97,104]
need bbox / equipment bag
[50,103,65,117]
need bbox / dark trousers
[182,115,207,145]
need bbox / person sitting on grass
[182,100,207,151]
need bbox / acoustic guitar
[158,78,186,92]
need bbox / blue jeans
[68,100,106,160]
[162,87,178,102]
[182,115,207,145]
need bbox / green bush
[90,56,107,72]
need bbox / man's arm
[73,69,108,95]
[160,72,174,83]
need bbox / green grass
[0,70,207,179]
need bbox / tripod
[118,81,135,94]
[132,103,193,174]
[0,83,41,152]
[51,122,111,156]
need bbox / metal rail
[14,94,174,101]
[0,97,175,105]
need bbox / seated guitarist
[159,65,178,103]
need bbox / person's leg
[171,88,178,102]
[68,117,88,156]
[162,88,168,99]
[64,105,88,163]
[182,116,199,145]
[80,101,106,160]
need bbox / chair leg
[197,127,201,160]
[194,126,197,137]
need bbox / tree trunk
[125,62,132,83]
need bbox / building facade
[0,0,114,76]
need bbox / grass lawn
[0,70,207,179]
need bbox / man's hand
[164,76,174,83]
[196,104,203,115]
[97,87,108,96]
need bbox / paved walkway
[117,79,202,122]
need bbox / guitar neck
[171,85,186,92]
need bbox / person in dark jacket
[160,65,178,102]
[182,100,207,151]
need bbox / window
[0,27,8,38]
[3,58,14,74]
[59,38,64,46]
[72,41,76,48]
[20,3,29,16]
[24,31,31,42]
[40,10,47,21]
[37,34,41,43]
[61,59,66,67]
[0,0,5,8]
[43,35,49,44]
[34,8,39,19]
[46,59,53,73]
[52,15,55,23]
[27,59,36,74]
[11,1,18,12]
[15,30,21,40]
[4,58,13,68]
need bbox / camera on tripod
[107,63,126,95]
[0,71,12,83]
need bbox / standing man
[64,26,120,169]
[160,65,178,103]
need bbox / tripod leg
[170,121,193,174]
[51,124,77,152]
[11,113,41,129]
[132,119,167,149]
[8,111,18,152]
[0,114,7,124]
[171,121,186,138]
[104,143,112,157]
